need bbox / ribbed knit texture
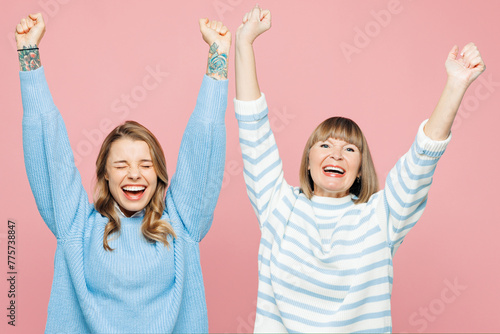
[234,93,451,333]
[21,67,228,333]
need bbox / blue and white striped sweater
[234,93,450,333]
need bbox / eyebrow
[112,159,153,164]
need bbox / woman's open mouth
[322,165,345,178]
[122,185,146,200]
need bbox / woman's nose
[127,167,141,179]
[330,147,343,160]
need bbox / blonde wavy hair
[94,121,176,251]
[299,117,379,204]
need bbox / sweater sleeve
[234,93,292,228]
[21,67,91,239]
[168,75,228,242]
[376,119,451,255]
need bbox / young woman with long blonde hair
[17,12,230,333]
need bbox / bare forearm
[235,41,261,100]
[206,42,228,80]
[424,79,467,140]
[18,44,41,71]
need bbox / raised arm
[379,44,485,253]
[235,5,271,100]
[168,19,230,241]
[234,6,293,226]
[18,13,91,238]
[16,13,44,71]
[425,43,486,139]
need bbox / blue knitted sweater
[20,67,228,333]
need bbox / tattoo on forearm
[207,42,228,80]
[18,45,41,71]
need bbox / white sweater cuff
[415,119,452,157]
[234,93,268,121]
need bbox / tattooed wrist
[18,45,41,71]
[207,42,228,80]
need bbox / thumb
[447,45,459,61]
[199,18,209,30]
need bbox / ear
[104,173,109,181]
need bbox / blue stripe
[236,108,268,122]
[269,253,351,290]
[292,207,321,231]
[282,196,295,211]
[242,143,278,165]
[386,176,428,208]
[349,276,392,293]
[243,159,281,182]
[269,231,387,264]
[332,208,376,233]
[279,309,392,328]
[394,160,433,193]
[392,220,417,234]
[385,196,427,222]
[331,225,380,247]
[287,221,323,251]
[255,307,284,326]
[338,293,391,312]
[259,274,345,302]
[259,273,392,304]
[245,177,276,200]
[271,290,391,317]
[299,195,354,210]
[276,244,390,277]
[239,127,273,148]
[410,144,439,166]
[402,158,436,180]
[352,326,392,333]
[414,137,446,157]
[258,291,277,305]
[238,116,268,130]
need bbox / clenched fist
[445,43,486,88]
[236,5,271,45]
[15,13,45,49]
[199,18,231,55]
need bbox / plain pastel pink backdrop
[1,0,499,332]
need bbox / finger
[27,18,34,29]
[466,51,480,68]
[463,48,480,68]
[215,21,223,33]
[261,9,271,22]
[243,12,249,23]
[220,25,228,36]
[447,45,459,61]
[199,18,208,27]
[249,5,261,21]
[460,42,475,57]
[468,55,483,69]
[16,23,25,34]
[210,20,217,30]
[29,13,44,23]
[21,19,29,33]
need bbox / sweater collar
[114,203,145,218]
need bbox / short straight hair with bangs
[299,117,379,204]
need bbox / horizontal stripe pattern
[235,94,449,333]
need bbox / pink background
[1,0,499,332]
